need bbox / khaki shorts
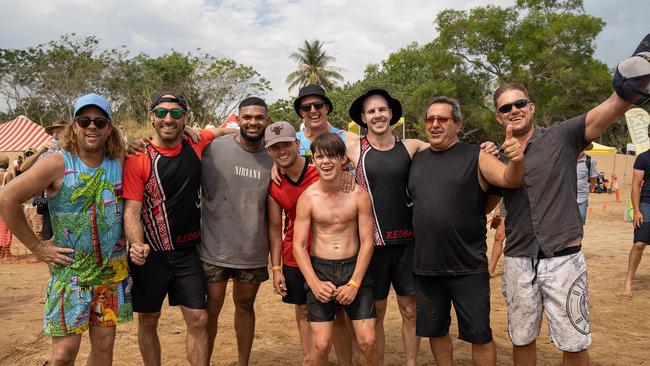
[202,262,269,284]
[502,252,591,352]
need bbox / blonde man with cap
[0,93,131,366]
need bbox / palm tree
[286,40,345,93]
[71,168,115,268]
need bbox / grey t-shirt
[576,154,597,203]
[501,114,589,258]
[199,134,273,268]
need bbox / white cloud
[0,0,646,105]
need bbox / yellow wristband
[271,265,282,271]
[347,279,360,289]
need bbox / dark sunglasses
[152,108,185,119]
[75,116,111,129]
[299,102,325,113]
[424,115,452,124]
[497,99,530,114]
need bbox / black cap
[349,87,402,128]
[293,84,334,118]
[150,91,188,111]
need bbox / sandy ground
[1,154,649,365]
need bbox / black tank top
[408,142,488,275]
[355,136,415,246]
[141,140,202,253]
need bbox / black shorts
[634,203,650,244]
[415,272,492,344]
[369,244,416,300]
[306,256,376,322]
[129,248,207,313]
[283,265,307,305]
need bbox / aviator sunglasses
[497,99,531,114]
[75,116,110,129]
[299,101,325,113]
[152,108,185,119]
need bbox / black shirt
[633,150,650,204]
[408,142,489,275]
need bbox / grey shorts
[502,252,592,352]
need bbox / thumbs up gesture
[501,124,524,163]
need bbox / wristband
[347,279,360,288]
[271,265,282,271]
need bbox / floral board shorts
[43,276,133,336]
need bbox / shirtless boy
[292,132,376,366]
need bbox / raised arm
[478,125,525,189]
[0,154,73,266]
[20,142,52,172]
[268,195,287,296]
[584,93,632,141]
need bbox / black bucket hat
[349,87,402,128]
[293,84,334,118]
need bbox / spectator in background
[577,146,598,225]
[0,155,14,258]
[623,148,650,297]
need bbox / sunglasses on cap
[75,116,111,129]
[299,101,325,113]
[152,108,185,119]
[424,115,452,124]
[497,99,531,114]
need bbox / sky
[0,0,647,104]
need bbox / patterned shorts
[43,276,133,337]
[502,252,591,352]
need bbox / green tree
[268,98,301,129]
[286,40,344,93]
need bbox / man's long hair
[59,123,126,160]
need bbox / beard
[240,126,264,143]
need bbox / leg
[205,281,228,359]
[429,335,453,366]
[180,306,209,366]
[489,221,505,277]
[50,335,82,366]
[373,299,387,365]
[513,341,536,366]
[332,309,355,366]
[471,341,496,366]
[87,326,117,366]
[623,242,646,296]
[351,319,377,366]
[310,321,335,366]
[294,304,312,365]
[396,295,420,366]
[563,350,589,366]
[137,312,162,366]
[232,280,261,366]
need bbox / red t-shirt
[123,130,215,202]
[268,157,319,267]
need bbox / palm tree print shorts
[43,275,133,336]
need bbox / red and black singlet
[355,136,415,246]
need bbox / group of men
[0,33,648,366]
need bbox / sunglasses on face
[497,99,530,114]
[424,115,452,124]
[75,116,111,129]
[299,102,325,113]
[152,108,185,119]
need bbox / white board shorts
[502,252,592,352]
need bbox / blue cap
[74,93,112,119]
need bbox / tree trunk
[91,202,102,267]
[59,288,67,334]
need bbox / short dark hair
[493,82,531,108]
[239,97,267,111]
[426,96,462,122]
[310,132,346,159]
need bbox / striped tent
[0,116,51,152]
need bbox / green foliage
[268,98,301,129]
[0,34,271,127]
[286,40,344,93]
